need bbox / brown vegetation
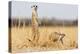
[10,26,78,52]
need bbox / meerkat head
[31,5,38,11]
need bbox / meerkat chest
[32,11,38,24]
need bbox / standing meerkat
[31,5,39,45]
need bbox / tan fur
[31,5,39,45]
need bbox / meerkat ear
[31,5,34,8]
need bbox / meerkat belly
[32,18,38,26]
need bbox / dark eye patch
[36,6,37,7]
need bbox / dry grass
[11,26,78,52]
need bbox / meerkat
[31,5,39,45]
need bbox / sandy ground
[10,26,78,53]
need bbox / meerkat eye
[32,5,35,7]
